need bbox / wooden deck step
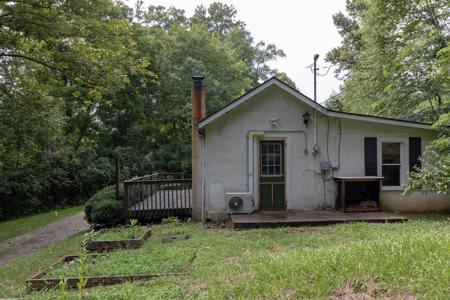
[231,210,407,229]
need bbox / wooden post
[115,156,120,201]
[124,182,129,222]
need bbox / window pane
[382,143,400,164]
[275,155,280,165]
[262,166,268,175]
[263,155,268,165]
[261,142,283,176]
[382,165,400,186]
[274,166,281,174]
[274,144,280,154]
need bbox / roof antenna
[312,54,320,154]
[313,54,319,102]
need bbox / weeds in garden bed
[92,225,146,241]
[43,244,193,278]
[161,216,190,237]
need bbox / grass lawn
[0,232,85,297]
[1,214,449,299]
[43,243,193,278]
[0,205,84,243]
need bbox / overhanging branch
[0,53,58,70]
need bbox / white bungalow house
[190,76,450,222]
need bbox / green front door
[259,141,285,210]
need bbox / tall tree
[326,0,449,121]
[327,0,450,196]
[0,0,149,219]
[129,3,288,172]
[0,1,290,219]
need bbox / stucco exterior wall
[202,85,450,220]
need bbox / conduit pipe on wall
[200,132,206,223]
[246,130,308,195]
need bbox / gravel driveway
[0,212,89,267]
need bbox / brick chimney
[191,75,205,221]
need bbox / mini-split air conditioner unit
[226,192,255,214]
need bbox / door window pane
[261,142,283,175]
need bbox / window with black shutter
[364,137,377,176]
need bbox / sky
[127,0,347,103]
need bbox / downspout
[247,131,265,194]
[200,132,206,223]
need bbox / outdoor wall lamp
[269,117,280,128]
[302,112,311,127]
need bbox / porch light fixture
[269,117,280,128]
[302,112,311,127]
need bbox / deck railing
[124,173,192,221]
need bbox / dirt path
[0,212,89,267]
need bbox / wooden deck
[124,174,192,221]
[128,189,192,220]
[130,189,192,211]
[231,210,407,229]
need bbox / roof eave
[328,111,433,130]
[198,77,435,131]
[198,78,326,129]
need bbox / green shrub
[84,184,124,227]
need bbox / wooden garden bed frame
[27,253,197,290]
[86,227,152,252]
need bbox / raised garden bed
[27,251,196,290]
[86,227,151,252]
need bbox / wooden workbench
[334,176,383,212]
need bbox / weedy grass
[0,232,85,298]
[31,278,185,300]
[161,216,190,236]
[43,244,193,278]
[2,214,449,299]
[93,227,147,241]
[0,205,84,243]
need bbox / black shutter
[364,137,377,176]
[409,137,421,171]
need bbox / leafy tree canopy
[327,0,449,196]
[0,1,290,219]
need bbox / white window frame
[377,137,409,191]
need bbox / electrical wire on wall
[337,118,342,169]
[321,117,342,204]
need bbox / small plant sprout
[129,219,139,239]
[57,278,68,300]
[77,231,94,299]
